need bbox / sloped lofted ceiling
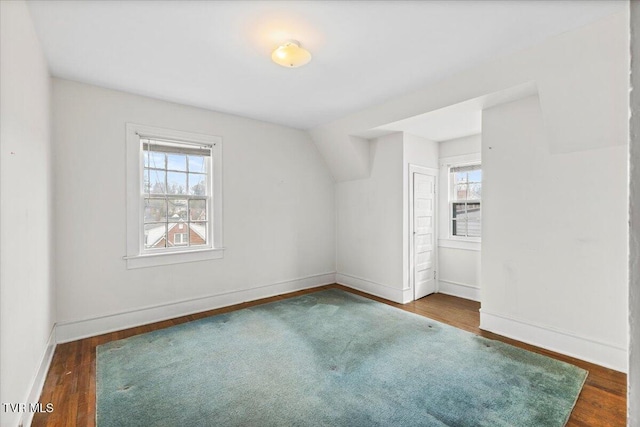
[27,1,623,131]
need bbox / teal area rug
[96,289,587,426]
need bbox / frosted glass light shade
[271,40,312,68]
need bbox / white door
[412,171,436,300]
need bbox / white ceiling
[27,1,625,130]
[375,107,482,143]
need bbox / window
[143,139,209,250]
[125,123,223,269]
[450,164,481,239]
[174,233,188,246]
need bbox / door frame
[408,164,439,301]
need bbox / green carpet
[96,289,587,426]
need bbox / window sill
[438,239,481,251]
[124,248,224,269]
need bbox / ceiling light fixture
[271,40,312,68]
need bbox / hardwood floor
[32,284,627,426]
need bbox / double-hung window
[450,164,481,239]
[143,139,209,250]
[125,123,223,269]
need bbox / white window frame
[438,153,481,251]
[448,162,481,243]
[124,123,224,269]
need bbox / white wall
[336,132,439,303]
[0,2,55,427]
[335,133,404,301]
[629,1,639,423]
[437,135,481,301]
[439,134,481,159]
[438,248,481,301]
[481,95,628,372]
[52,79,335,341]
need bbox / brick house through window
[145,218,207,248]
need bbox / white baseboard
[437,279,480,302]
[480,309,628,373]
[21,326,57,427]
[56,272,336,343]
[336,273,405,303]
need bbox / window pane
[452,219,467,236]
[467,202,481,220]
[189,199,207,220]
[467,170,482,183]
[167,153,187,171]
[190,222,207,246]
[144,223,167,249]
[453,203,467,220]
[453,172,468,184]
[188,155,206,173]
[189,173,206,195]
[454,184,468,200]
[168,199,188,221]
[146,151,165,169]
[167,172,187,195]
[468,183,482,200]
[149,169,166,194]
[144,198,167,222]
[467,220,481,238]
[452,202,481,238]
[143,169,150,194]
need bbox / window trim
[446,160,481,243]
[125,123,224,269]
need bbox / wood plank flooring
[32,284,627,426]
